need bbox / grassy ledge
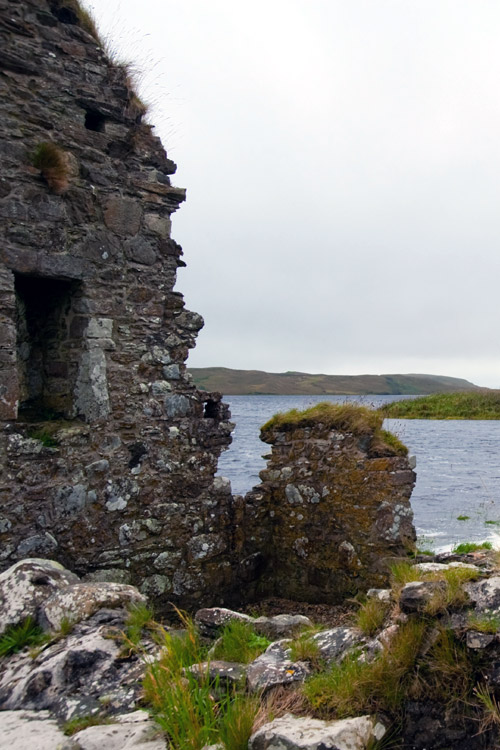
[261,402,408,455]
[380,390,500,420]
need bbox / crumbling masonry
[0,0,417,611]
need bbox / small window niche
[15,274,83,421]
[84,108,106,133]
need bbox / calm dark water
[218,394,500,552]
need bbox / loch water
[217,394,500,552]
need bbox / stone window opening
[15,273,83,422]
[84,109,106,133]
[204,399,219,419]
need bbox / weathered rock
[0,710,68,750]
[249,713,386,750]
[366,588,392,602]
[0,558,79,634]
[187,660,246,687]
[312,627,365,663]
[194,607,252,637]
[40,582,147,631]
[403,700,493,750]
[70,711,165,750]
[0,608,149,720]
[466,630,496,649]
[253,614,313,639]
[416,562,479,573]
[242,412,416,603]
[399,580,447,614]
[246,641,310,693]
[465,576,500,613]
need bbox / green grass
[0,617,46,657]
[380,390,500,420]
[303,619,427,718]
[143,613,259,750]
[63,715,114,736]
[356,598,390,636]
[211,620,270,664]
[261,402,408,455]
[457,515,470,521]
[125,602,155,646]
[289,628,323,668]
[27,428,58,448]
[467,612,500,633]
[452,541,492,554]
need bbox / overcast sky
[84,0,500,387]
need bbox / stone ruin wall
[0,0,235,611]
[239,420,416,603]
[0,0,418,612]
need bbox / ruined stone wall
[239,417,416,603]
[0,0,235,610]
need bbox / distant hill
[188,368,479,395]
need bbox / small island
[380,389,500,419]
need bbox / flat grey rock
[249,713,386,750]
[312,627,364,663]
[246,642,309,693]
[71,710,165,749]
[0,710,68,750]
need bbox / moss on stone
[261,402,383,435]
[261,402,408,456]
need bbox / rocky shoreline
[2,551,500,748]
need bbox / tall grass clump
[143,611,258,750]
[125,602,155,647]
[0,617,46,658]
[356,598,390,636]
[303,619,427,718]
[211,620,270,664]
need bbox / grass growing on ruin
[262,402,383,435]
[303,620,427,718]
[212,620,270,664]
[32,142,69,193]
[50,0,100,41]
[261,402,408,455]
[380,390,500,420]
[0,617,46,658]
[356,598,391,636]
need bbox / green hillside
[188,367,479,396]
[380,390,500,419]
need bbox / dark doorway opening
[15,274,82,421]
